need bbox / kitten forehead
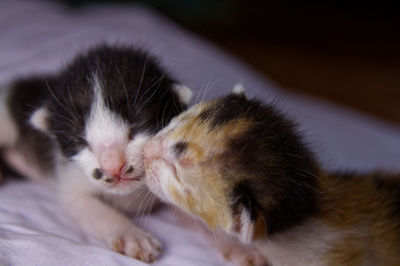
[86,76,129,148]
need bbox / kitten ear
[232,83,246,97]
[30,106,49,132]
[172,83,193,105]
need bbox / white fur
[235,207,254,243]
[56,87,155,228]
[172,83,192,104]
[56,159,161,259]
[232,83,245,95]
[211,232,268,266]
[86,77,129,151]
[0,85,18,146]
[126,133,151,173]
[71,77,150,195]
[2,75,161,261]
[145,159,176,203]
[57,130,161,261]
[30,107,49,131]
[257,219,341,266]
[72,147,101,185]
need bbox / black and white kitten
[0,45,192,262]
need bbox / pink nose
[143,138,163,160]
[100,147,125,176]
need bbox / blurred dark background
[60,0,400,123]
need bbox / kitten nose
[143,138,163,160]
[100,147,125,176]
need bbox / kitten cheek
[178,157,193,168]
[145,160,174,202]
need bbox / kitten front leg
[59,191,162,263]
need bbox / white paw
[110,231,163,263]
[220,243,269,266]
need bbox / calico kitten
[0,44,192,263]
[143,85,400,266]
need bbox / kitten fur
[143,87,400,266]
[0,44,192,263]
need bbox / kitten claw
[110,231,163,263]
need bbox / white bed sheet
[1,0,400,265]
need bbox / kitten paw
[220,243,269,266]
[110,231,163,263]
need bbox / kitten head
[30,45,191,195]
[144,86,318,242]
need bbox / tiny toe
[149,238,163,252]
[148,253,155,263]
[125,238,142,258]
[111,237,124,253]
[141,250,152,263]
[137,251,145,261]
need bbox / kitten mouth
[104,175,142,185]
[118,175,142,182]
[119,177,140,182]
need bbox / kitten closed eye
[171,141,188,158]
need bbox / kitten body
[0,45,191,262]
[143,87,400,265]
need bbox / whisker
[45,79,80,125]
[160,97,172,129]
[136,74,166,112]
[51,112,81,128]
[194,82,206,105]
[133,54,149,107]
[142,193,156,229]
[133,190,152,221]
[201,77,221,103]
[67,86,81,123]
[115,64,130,114]
[121,186,147,215]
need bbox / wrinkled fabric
[1,0,400,265]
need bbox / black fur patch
[371,174,400,220]
[199,94,251,129]
[223,95,319,236]
[7,76,57,175]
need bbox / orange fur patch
[317,172,400,265]
[168,182,231,230]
